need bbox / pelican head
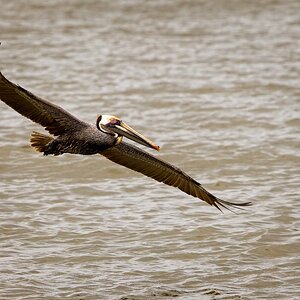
[97,114,160,151]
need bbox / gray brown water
[0,1,299,299]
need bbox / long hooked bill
[111,121,160,151]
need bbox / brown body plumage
[0,72,251,211]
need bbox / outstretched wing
[0,72,88,136]
[101,142,252,211]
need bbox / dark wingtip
[214,199,252,213]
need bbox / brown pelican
[0,72,251,211]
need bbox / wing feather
[0,72,88,136]
[101,142,251,211]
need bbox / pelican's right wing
[0,72,88,136]
[101,142,251,211]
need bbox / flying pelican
[0,72,251,211]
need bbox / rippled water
[0,0,299,299]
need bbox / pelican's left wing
[101,142,251,211]
[0,72,89,136]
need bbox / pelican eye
[108,119,121,126]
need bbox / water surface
[0,1,299,299]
